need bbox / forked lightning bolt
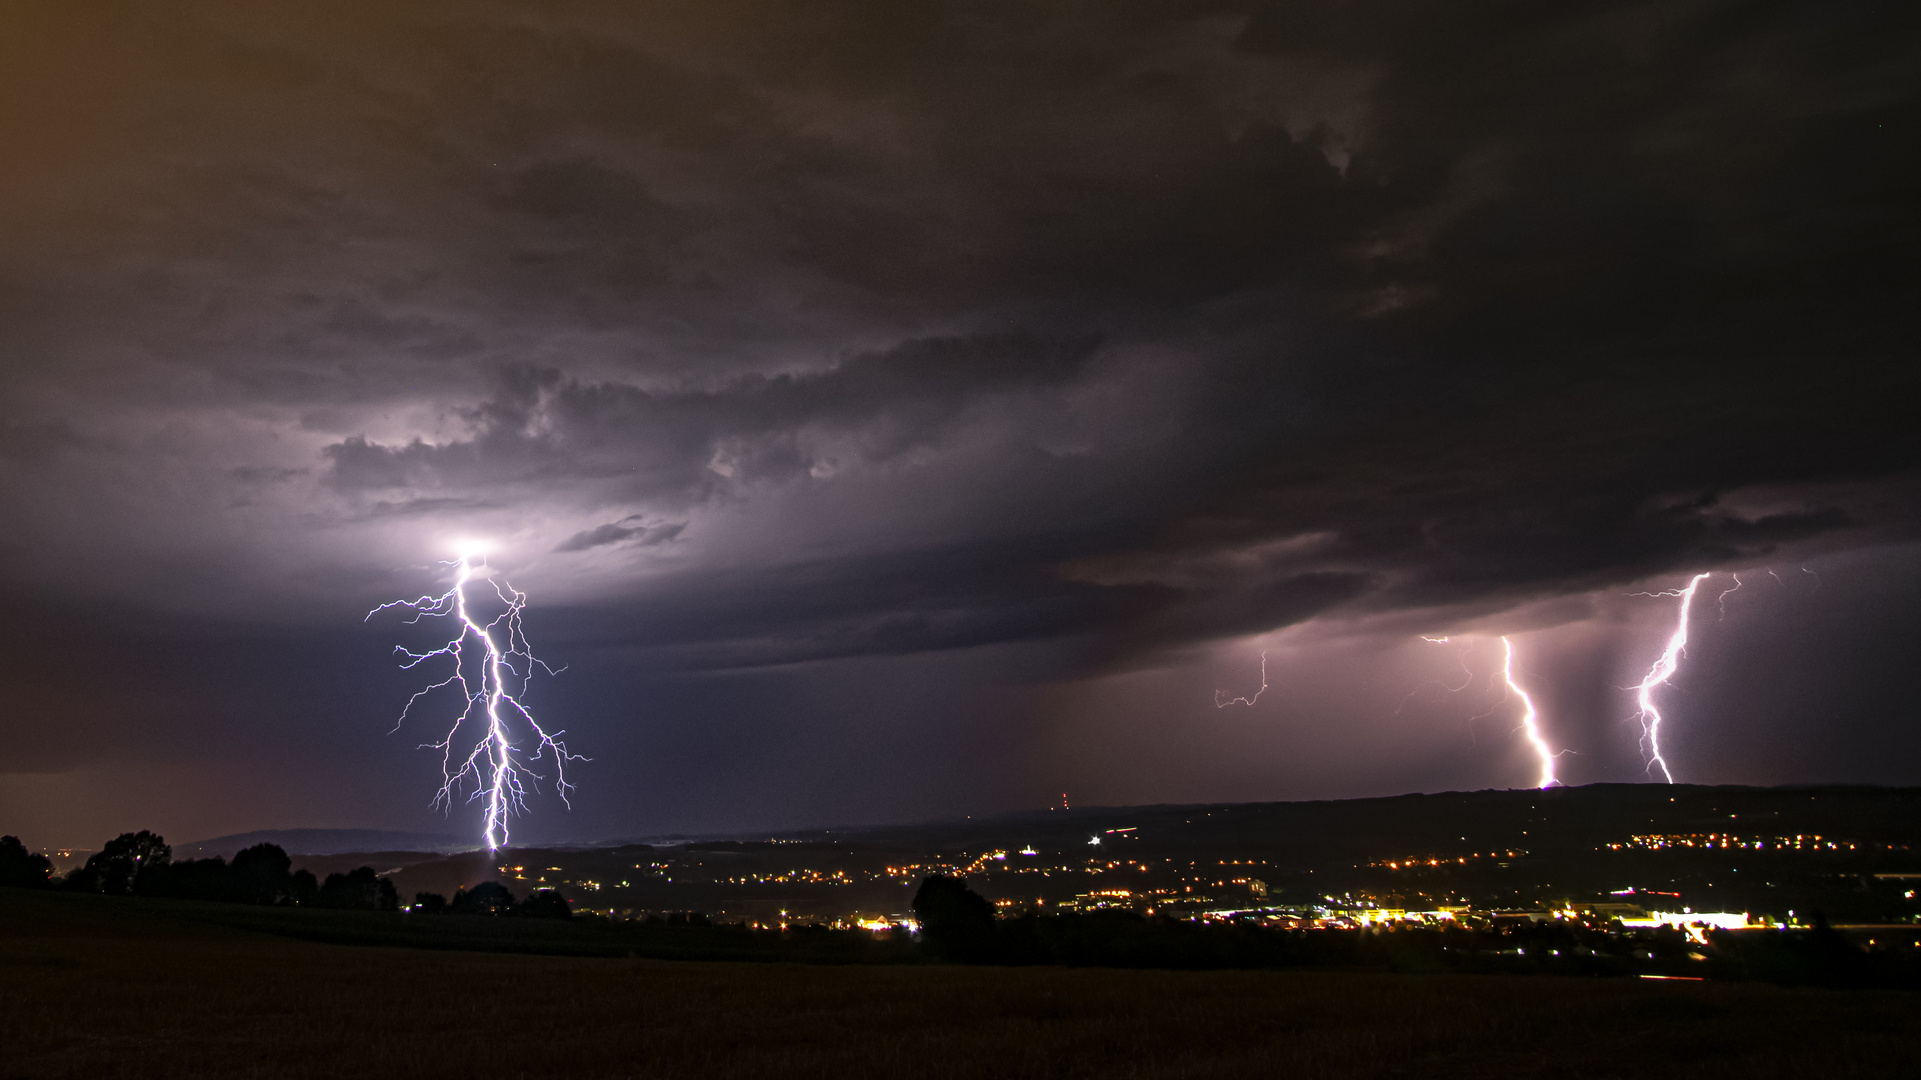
[1631,572,1709,784]
[1411,635,1556,787]
[1397,636,1477,714]
[1501,637,1558,789]
[1716,573,1742,620]
[368,550,581,850]
[1215,652,1271,707]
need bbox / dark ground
[3,889,1918,1079]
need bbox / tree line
[2,830,399,909]
[410,880,572,919]
[0,831,566,918]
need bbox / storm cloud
[1,1,1916,842]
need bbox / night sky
[3,2,1917,848]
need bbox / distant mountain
[749,782,1921,858]
[175,828,473,858]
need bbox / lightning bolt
[1401,634,1557,785]
[1630,572,1709,784]
[1500,636,1557,789]
[1715,573,1742,620]
[1215,651,1270,707]
[1395,635,1479,714]
[368,549,582,851]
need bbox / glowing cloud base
[369,554,580,850]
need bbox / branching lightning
[1215,651,1271,708]
[1500,636,1557,789]
[368,550,582,851]
[1420,635,1557,786]
[1715,573,1742,620]
[1397,635,1479,714]
[1630,572,1709,784]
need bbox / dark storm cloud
[2,1,1919,833]
[321,332,1100,496]
[554,519,684,553]
[553,538,1146,670]
[0,0,1912,646]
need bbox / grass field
[3,889,1918,1079]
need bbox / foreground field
[3,890,1917,1079]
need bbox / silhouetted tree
[1800,911,1868,986]
[912,874,996,962]
[290,868,318,906]
[138,856,229,900]
[65,831,170,894]
[516,888,572,919]
[449,881,516,916]
[229,843,293,905]
[411,892,448,914]
[314,866,397,910]
[315,868,366,908]
[0,835,53,888]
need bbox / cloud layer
[1,1,1916,838]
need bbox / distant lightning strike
[1396,636,1478,714]
[369,551,581,851]
[1716,573,1743,620]
[1215,652,1270,707]
[1415,634,1557,787]
[1501,636,1557,789]
[1631,572,1710,784]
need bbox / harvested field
[3,889,1917,1079]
